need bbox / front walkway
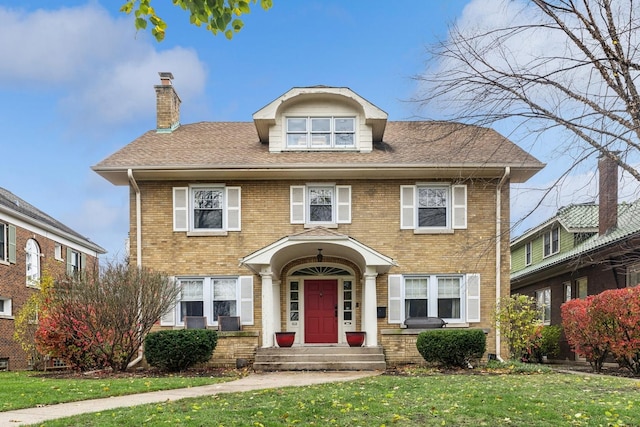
[0,371,381,426]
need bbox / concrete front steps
[253,345,386,371]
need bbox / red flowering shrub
[561,296,609,372]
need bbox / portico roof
[240,227,397,279]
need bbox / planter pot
[345,331,366,347]
[275,332,295,347]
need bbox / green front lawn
[0,370,240,412]
[28,370,640,427]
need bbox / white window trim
[290,184,351,226]
[388,274,476,324]
[525,242,532,266]
[400,183,467,233]
[163,276,253,327]
[25,239,41,288]
[535,287,551,325]
[0,297,12,318]
[564,282,572,302]
[543,227,560,257]
[285,116,357,150]
[173,185,241,234]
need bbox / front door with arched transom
[304,279,338,343]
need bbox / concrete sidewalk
[0,371,380,426]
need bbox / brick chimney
[154,72,181,133]
[598,154,618,235]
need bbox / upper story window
[25,239,40,286]
[0,223,6,263]
[0,223,16,264]
[66,248,85,275]
[290,184,351,226]
[0,297,11,317]
[400,184,467,232]
[543,227,559,257]
[286,117,355,149]
[525,242,532,266]
[173,185,241,234]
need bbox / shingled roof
[93,120,544,185]
[0,187,105,254]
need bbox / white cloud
[0,3,206,127]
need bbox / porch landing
[253,346,386,371]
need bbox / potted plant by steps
[345,331,366,347]
[275,331,296,347]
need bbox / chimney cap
[158,72,174,82]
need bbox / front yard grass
[0,370,240,412]
[28,369,640,427]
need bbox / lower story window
[0,297,11,317]
[535,288,551,325]
[403,275,463,322]
[162,276,253,327]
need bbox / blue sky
[1,0,636,261]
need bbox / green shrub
[416,329,486,368]
[145,329,218,372]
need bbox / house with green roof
[510,156,640,360]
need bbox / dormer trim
[253,86,388,144]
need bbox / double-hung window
[163,276,254,327]
[286,117,355,149]
[525,242,532,266]
[388,274,477,324]
[543,227,559,257]
[173,185,241,233]
[400,184,467,232]
[535,288,551,325]
[290,184,351,225]
[66,249,85,275]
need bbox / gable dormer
[253,86,387,153]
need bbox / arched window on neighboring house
[26,239,40,287]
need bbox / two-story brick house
[93,73,543,368]
[0,187,105,370]
[510,156,640,360]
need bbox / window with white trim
[543,227,559,257]
[161,276,254,327]
[535,288,551,325]
[173,185,241,233]
[400,184,467,231]
[25,239,40,286]
[0,223,16,264]
[0,223,6,262]
[627,262,640,287]
[388,274,478,324]
[66,249,85,275]
[0,297,11,317]
[290,184,351,225]
[564,282,572,302]
[286,117,355,149]
[525,242,532,266]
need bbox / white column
[260,268,275,348]
[273,279,281,337]
[362,267,378,346]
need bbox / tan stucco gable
[252,86,388,146]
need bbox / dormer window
[286,117,355,149]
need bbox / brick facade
[131,177,511,360]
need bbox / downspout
[495,167,510,362]
[127,169,144,369]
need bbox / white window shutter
[466,273,481,323]
[173,187,189,231]
[8,224,16,264]
[226,187,241,231]
[66,247,73,275]
[290,186,306,224]
[160,276,177,326]
[388,274,403,324]
[336,185,351,223]
[239,276,254,325]
[452,185,467,229]
[400,186,415,229]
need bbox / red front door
[304,279,338,343]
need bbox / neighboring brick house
[510,156,640,360]
[93,73,543,367]
[0,187,105,370]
